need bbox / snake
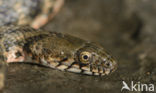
[0,0,64,29]
[0,0,64,89]
[0,0,117,90]
[0,25,117,89]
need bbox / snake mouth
[55,61,103,76]
[62,62,112,76]
[53,57,117,76]
[80,59,117,76]
[80,65,112,76]
[54,60,114,76]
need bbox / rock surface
[2,0,156,93]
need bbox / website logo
[121,81,155,92]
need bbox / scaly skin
[0,0,64,29]
[0,25,117,89]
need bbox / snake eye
[80,51,91,63]
[83,55,88,60]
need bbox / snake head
[74,42,117,76]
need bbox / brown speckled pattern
[0,25,117,90]
[0,0,64,29]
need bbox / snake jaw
[82,56,117,76]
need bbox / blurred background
[3,0,156,93]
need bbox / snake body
[0,25,117,89]
[0,0,118,91]
[0,0,64,29]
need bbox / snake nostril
[106,62,110,67]
[15,51,22,58]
